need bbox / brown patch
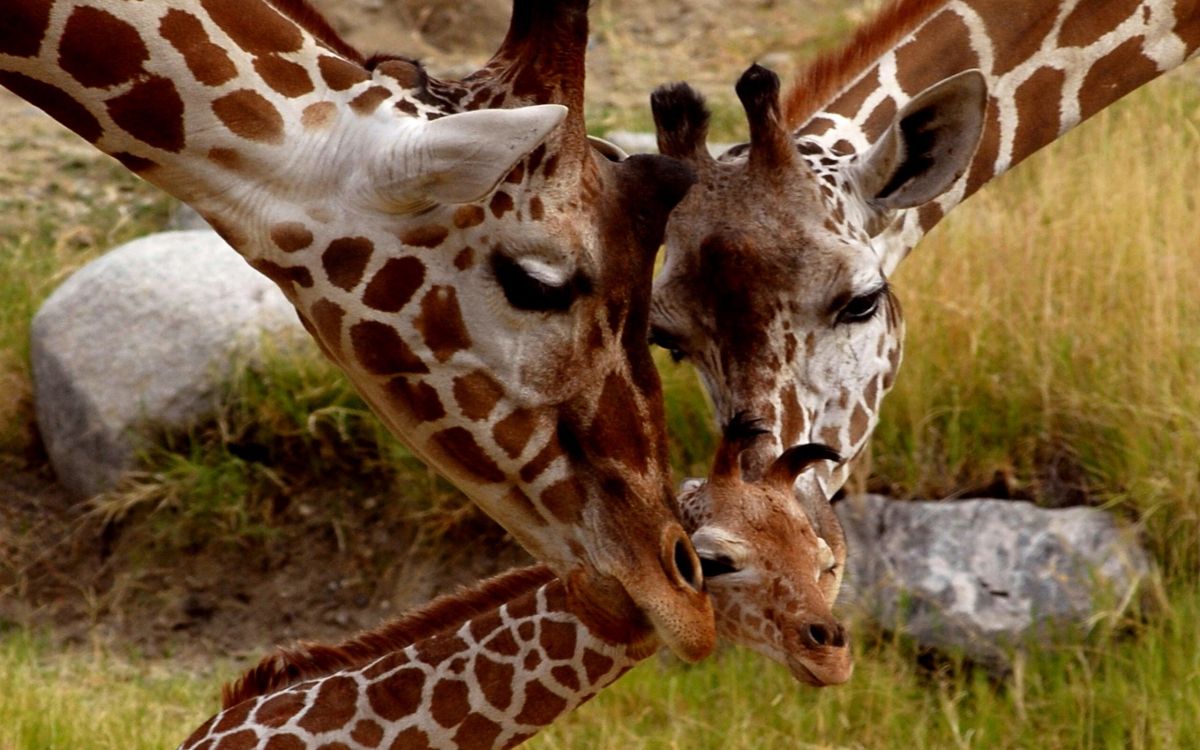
[207,147,243,172]
[587,374,649,473]
[256,54,314,98]
[964,95,1001,198]
[0,73,102,143]
[430,679,470,728]
[539,619,578,660]
[529,195,545,221]
[489,191,515,219]
[824,69,881,120]
[894,10,977,95]
[514,680,568,726]
[318,55,370,90]
[111,152,156,173]
[474,655,515,710]
[349,321,429,375]
[215,730,258,750]
[526,144,547,174]
[351,720,384,748]
[1011,66,1065,166]
[414,286,472,362]
[539,479,584,524]
[385,377,445,423]
[482,626,521,657]
[263,736,305,750]
[160,10,237,87]
[551,665,581,692]
[252,259,314,292]
[59,7,147,89]
[374,59,423,88]
[212,89,286,144]
[309,299,345,358]
[918,201,943,231]
[297,675,358,733]
[453,713,504,750]
[519,438,563,483]
[864,373,881,410]
[432,428,506,483]
[0,0,51,57]
[200,0,304,56]
[982,4,1058,76]
[366,667,425,721]
[1179,6,1200,57]
[523,650,541,671]
[399,224,450,249]
[271,222,314,253]
[1078,37,1159,122]
[350,86,392,115]
[454,247,475,270]
[848,401,871,447]
[860,96,898,142]
[452,370,505,421]
[213,700,254,733]
[504,162,525,184]
[387,728,431,750]
[452,205,486,229]
[255,691,307,728]
[362,256,426,313]
[541,154,559,180]
[302,101,338,129]
[493,409,537,458]
[322,236,374,291]
[1059,0,1143,48]
[780,386,807,446]
[107,76,187,152]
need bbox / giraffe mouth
[786,653,854,687]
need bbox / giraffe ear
[854,69,988,214]
[381,104,568,211]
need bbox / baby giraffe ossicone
[179,421,852,749]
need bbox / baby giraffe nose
[666,529,705,593]
[801,621,848,649]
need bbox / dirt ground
[0,0,843,660]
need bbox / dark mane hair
[784,0,947,127]
[265,0,368,64]
[221,564,556,708]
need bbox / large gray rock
[836,495,1153,668]
[31,230,310,497]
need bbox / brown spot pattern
[1011,66,1065,166]
[112,152,156,173]
[363,256,425,312]
[302,101,338,129]
[350,86,391,115]
[552,665,581,691]
[415,286,472,362]
[271,222,313,253]
[453,205,486,229]
[213,701,254,733]
[201,0,303,56]
[207,147,243,171]
[964,95,1001,197]
[297,675,357,733]
[0,0,51,57]
[539,479,584,524]
[160,10,237,87]
[388,728,432,750]
[982,3,1058,76]
[514,680,568,726]
[375,59,423,88]
[529,195,545,221]
[366,667,425,721]
[322,237,374,291]
[385,377,445,422]
[318,55,370,90]
[1059,0,1143,48]
[453,713,504,750]
[582,648,614,685]
[215,730,258,750]
[474,655,515,710]
[493,409,537,458]
[1078,37,1159,122]
[895,11,976,95]
[213,89,286,144]
[252,259,314,292]
[454,247,475,270]
[255,55,314,98]
[539,619,578,660]
[350,719,384,748]
[453,370,505,421]
[432,428,505,483]
[60,7,147,89]
[430,679,470,728]
[0,73,102,143]
[400,224,450,249]
[587,373,649,473]
[519,438,563,483]
[482,627,520,657]
[263,737,304,750]
[255,691,307,728]
[108,76,187,152]
[489,191,514,219]
[349,321,429,375]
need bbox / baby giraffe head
[682,416,852,686]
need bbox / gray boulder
[601,129,739,158]
[31,230,310,497]
[835,495,1153,668]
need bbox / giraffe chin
[786,654,854,688]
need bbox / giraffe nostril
[805,623,831,647]
[673,537,702,593]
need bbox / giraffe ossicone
[649,0,1199,514]
[178,429,850,750]
[1,0,716,660]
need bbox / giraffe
[647,0,1200,510]
[177,424,850,750]
[0,0,718,660]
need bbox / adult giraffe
[649,0,1199,505]
[0,0,717,659]
[178,427,850,750]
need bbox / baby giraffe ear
[379,104,568,212]
[854,69,987,214]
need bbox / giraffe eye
[490,252,590,313]
[837,283,887,324]
[699,554,741,578]
[649,326,687,362]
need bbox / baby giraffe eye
[836,283,888,324]
[649,326,687,362]
[490,251,590,313]
[699,554,741,578]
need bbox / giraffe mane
[221,564,557,708]
[783,0,947,128]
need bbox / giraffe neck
[181,566,652,750]
[789,0,1200,263]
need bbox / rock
[601,129,740,158]
[31,230,311,497]
[165,202,210,231]
[835,495,1153,669]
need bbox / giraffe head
[680,416,852,686]
[648,63,986,489]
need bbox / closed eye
[699,555,740,578]
[649,326,687,362]
[490,251,590,313]
[836,282,888,324]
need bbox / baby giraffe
[179,421,851,750]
